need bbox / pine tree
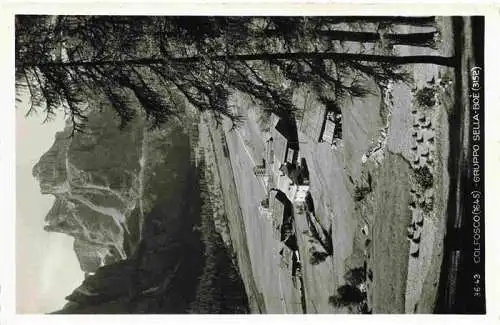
[16,15,454,133]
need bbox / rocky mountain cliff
[34,104,249,313]
[33,108,146,272]
[33,104,196,272]
[53,159,249,314]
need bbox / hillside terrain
[29,16,482,314]
[194,16,465,314]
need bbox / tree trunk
[317,16,436,27]
[314,30,437,48]
[19,50,456,69]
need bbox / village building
[268,189,294,241]
[257,114,311,204]
[253,158,267,177]
[279,244,302,283]
[272,116,299,166]
[294,87,343,149]
[253,115,308,282]
[254,115,297,186]
[318,111,343,148]
[268,189,301,279]
[257,114,310,281]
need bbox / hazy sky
[16,94,83,314]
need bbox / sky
[16,94,83,314]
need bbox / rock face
[34,107,149,272]
[54,164,205,313]
[34,105,250,314]
[52,160,249,314]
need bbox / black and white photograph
[13,13,486,314]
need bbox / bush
[367,269,373,282]
[344,267,366,286]
[318,95,342,115]
[328,284,366,307]
[305,212,334,256]
[415,86,437,109]
[305,192,315,214]
[358,302,372,314]
[328,295,343,307]
[354,186,371,202]
[414,166,433,189]
[421,198,434,213]
[310,249,329,265]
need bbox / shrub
[318,95,342,115]
[305,212,334,256]
[367,269,373,282]
[310,249,329,265]
[328,284,366,307]
[354,186,371,202]
[358,302,372,314]
[415,86,437,109]
[414,166,433,189]
[421,198,434,214]
[344,267,366,286]
[305,192,315,214]
[328,295,343,307]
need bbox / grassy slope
[198,115,266,313]
[291,77,382,313]
[216,19,455,314]
[227,64,384,313]
[369,153,413,313]
[413,16,454,314]
[386,17,454,313]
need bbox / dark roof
[274,189,291,207]
[274,118,299,150]
[272,190,296,245]
[272,190,293,223]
